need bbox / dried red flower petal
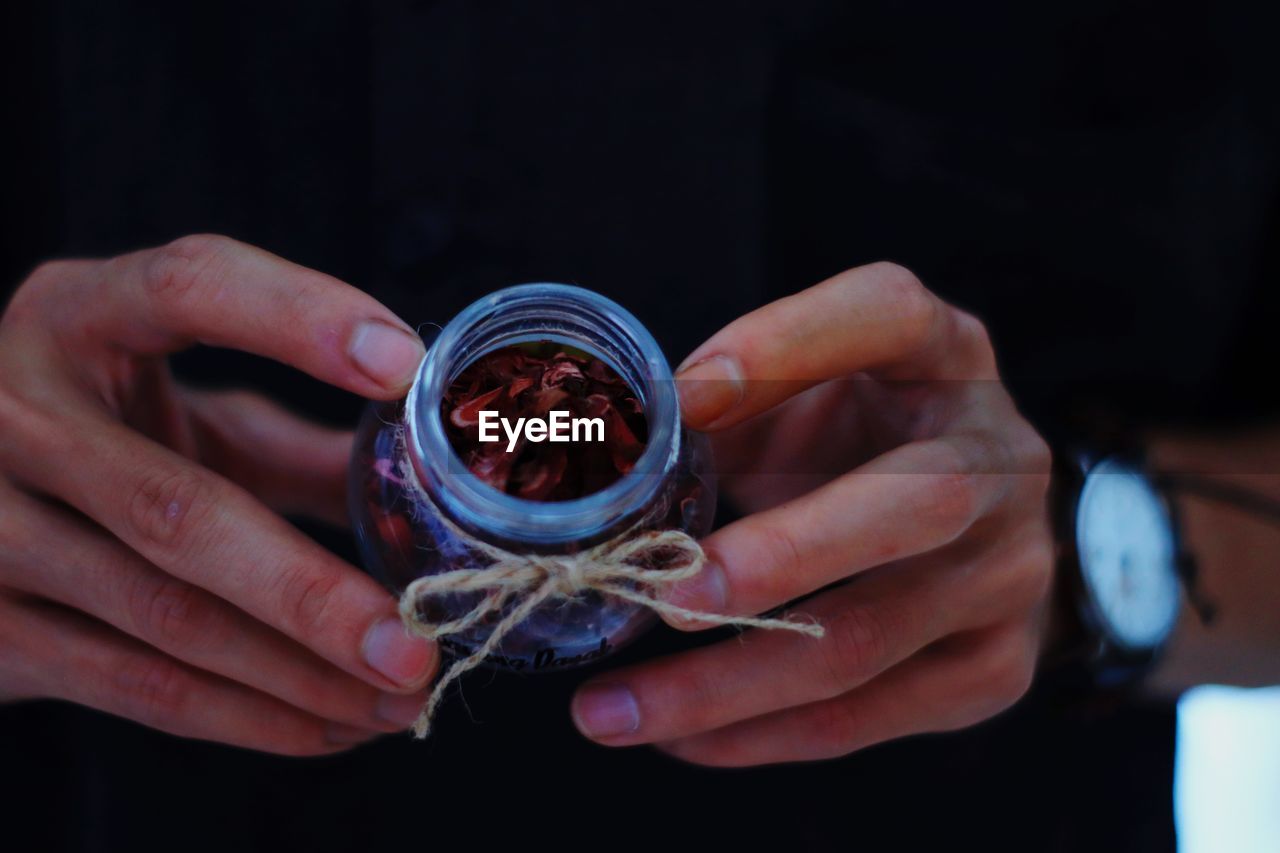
[467,444,518,492]
[529,387,570,418]
[440,341,649,501]
[514,447,568,501]
[540,359,584,389]
[449,385,505,430]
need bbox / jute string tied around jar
[395,459,826,739]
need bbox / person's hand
[0,235,438,755]
[570,262,1053,765]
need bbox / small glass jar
[349,283,716,672]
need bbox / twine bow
[397,511,825,738]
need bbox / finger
[674,262,996,430]
[0,485,430,733]
[661,434,1015,622]
[709,379,884,513]
[571,536,1041,746]
[0,596,384,756]
[5,409,439,695]
[183,388,353,526]
[25,235,424,399]
[656,622,1037,767]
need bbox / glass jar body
[349,403,714,671]
[347,283,716,672]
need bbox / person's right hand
[0,235,439,755]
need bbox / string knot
[548,554,593,595]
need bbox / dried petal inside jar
[440,342,649,500]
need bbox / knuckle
[5,258,101,336]
[0,387,23,441]
[274,565,343,639]
[952,308,990,343]
[819,604,890,689]
[870,262,937,352]
[22,259,77,295]
[921,449,981,539]
[952,309,996,367]
[666,668,737,733]
[1007,420,1053,477]
[23,260,67,289]
[933,472,980,535]
[0,390,32,467]
[128,575,223,652]
[126,466,218,557]
[15,260,64,296]
[868,260,924,294]
[983,639,1037,711]
[113,656,192,721]
[279,276,326,330]
[1018,455,1049,502]
[810,697,862,757]
[0,390,70,468]
[747,521,806,602]
[3,263,63,331]
[144,234,233,305]
[1014,539,1056,610]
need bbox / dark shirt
[3,2,1278,851]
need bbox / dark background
[3,2,1278,850]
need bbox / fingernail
[662,559,728,624]
[375,691,428,729]
[349,321,425,390]
[326,723,377,745]
[674,355,744,428]
[572,683,641,740]
[363,617,436,688]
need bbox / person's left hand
[570,262,1054,766]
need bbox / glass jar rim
[405,282,680,545]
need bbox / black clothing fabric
[3,3,1277,851]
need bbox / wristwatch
[1051,451,1194,688]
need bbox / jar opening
[406,283,680,546]
[439,341,650,502]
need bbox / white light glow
[1176,685,1280,852]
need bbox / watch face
[1075,457,1182,652]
